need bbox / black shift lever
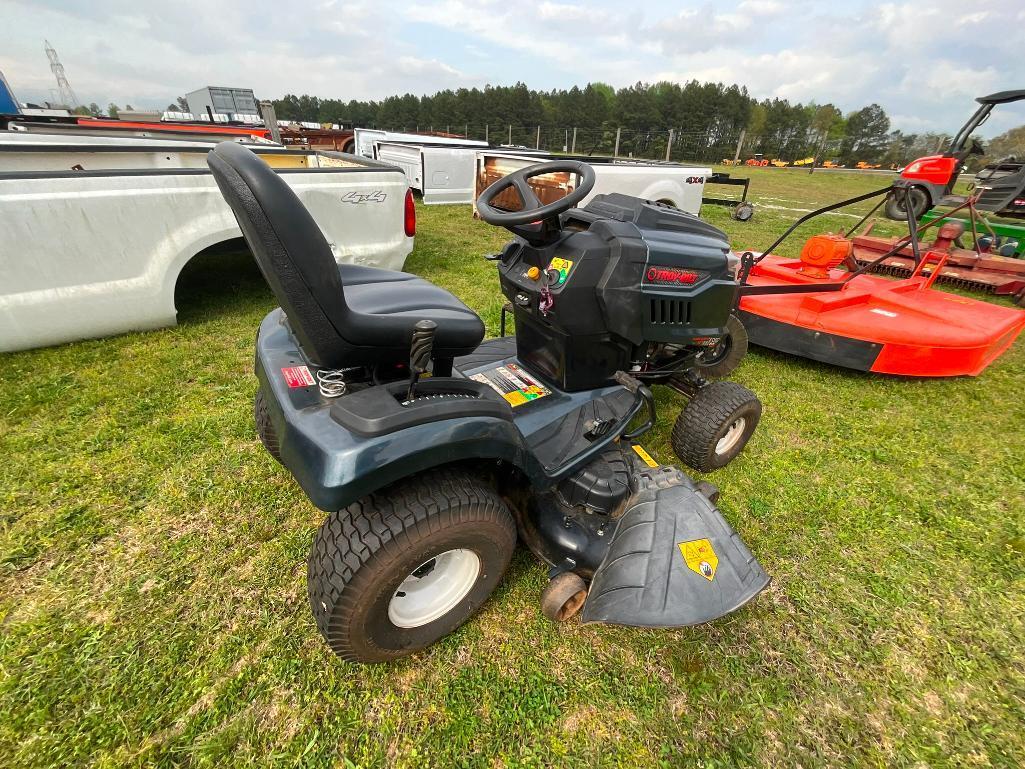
[407,319,437,402]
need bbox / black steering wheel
[477,160,596,242]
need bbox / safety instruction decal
[547,257,574,285]
[281,365,315,388]
[471,363,551,407]
[631,444,659,468]
[678,538,718,581]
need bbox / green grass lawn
[2,169,1023,768]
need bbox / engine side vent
[649,298,692,325]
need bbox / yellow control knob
[526,266,541,280]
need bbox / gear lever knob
[407,319,437,401]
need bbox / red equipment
[734,187,1025,377]
[852,221,1025,300]
[888,90,1025,221]
[73,117,271,140]
[796,233,852,279]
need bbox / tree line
[268,81,964,167]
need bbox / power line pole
[665,129,674,161]
[44,40,80,108]
[571,127,577,154]
[508,124,512,145]
[536,125,540,149]
[613,127,621,158]
[733,129,745,165]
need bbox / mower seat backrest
[207,141,350,366]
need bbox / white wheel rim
[715,417,747,455]
[387,549,481,628]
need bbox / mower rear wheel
[671,381,761,472]
[254,388,282,464]
[541,572,587,622]
[307,470,517,663]
[884,187,929,221]
[692,313,748,378]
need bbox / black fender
[255,309,542,511]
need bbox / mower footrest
[580,483,769,627]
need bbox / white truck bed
[475,151,711,215]
[353,128,487,160]
[374,142,481,205]
[0,131,361,172]
[0,159,413,352]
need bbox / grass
[1,167,1023,768]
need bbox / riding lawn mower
[208,142,769,663]
[886,89,1025,223]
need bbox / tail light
[404,188,416,237]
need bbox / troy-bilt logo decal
[646,266,700,285]
[340,190,387,204]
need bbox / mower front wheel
[693,313,748,379]
[671,381,761,472]
[307,470,517,663]
[541,572,587,622]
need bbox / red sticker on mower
[646,266,701,285]
[281,365,315,388]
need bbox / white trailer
[0,154,414,352]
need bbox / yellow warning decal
[548,257,574,285]
[631,444,659,468]
[678,539,718,581]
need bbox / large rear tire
[308,470,517,663]
[671,381,761,472]
[884,187,929,221]
[254,388,282,464]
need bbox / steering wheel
[477,160,596,242]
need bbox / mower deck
[739,255,1025,376]
[851,232,1025,298]
[581,460,769,628]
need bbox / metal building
[0,69,20,114]
[185,86,259,121]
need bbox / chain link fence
[373,123,863,166]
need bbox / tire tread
[308,469,515,662]
[671,381,761,472]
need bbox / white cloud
[2,0,1022,135]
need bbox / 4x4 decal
[340,191,387,204]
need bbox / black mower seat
[342,271,484,349]
[207,141,484,368]
[337,263,418,285]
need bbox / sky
[2,0,1023,137]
